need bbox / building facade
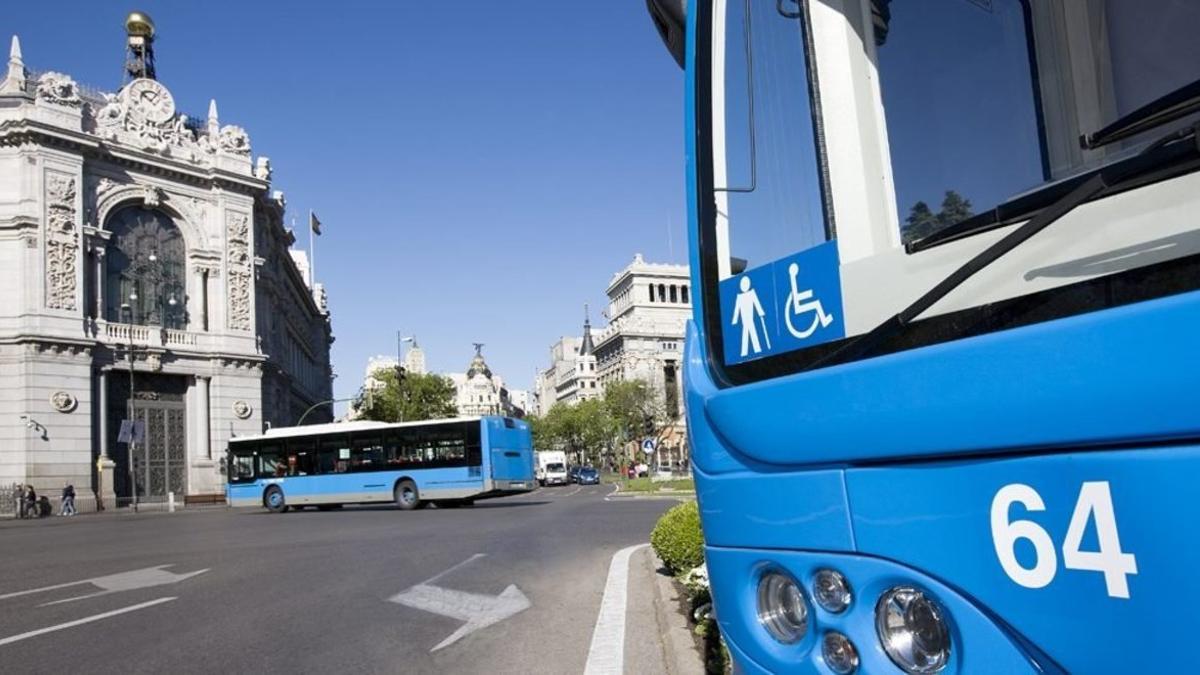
[446,345,509,417]
[0,25,333,509]
[593,254,691,465]
[534,308,600,413]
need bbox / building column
[200,268,209,331]
[197,375,211,459]
[94,247,106,320]
[96,369,116,511]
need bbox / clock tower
[123,10,157,82]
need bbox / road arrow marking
[0,565,209,606]
[387,554,531,652]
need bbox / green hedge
[651,500,705,574]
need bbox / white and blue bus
[647,0,1199,672]
[226,416,535,512]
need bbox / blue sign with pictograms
[719,240,844,365]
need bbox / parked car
[568,465,583,483]
[576,467,600,485]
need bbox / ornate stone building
[534,309,600,413]
[593,254,691,466]
[447,345,508,417]
[0,23,333,509]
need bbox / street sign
[118,420,146,444]
[642,438,656,453]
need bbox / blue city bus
[226,416,535,512]
[648,0,1199,672]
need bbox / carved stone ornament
[50,391,77,413]
[44,170,78,311]
[145,352,163,372]
[254,156,272,181]
[232,400,252,419]
[36,72,82,107]
[219,125,251,156]
[226,212,253,331]
[86,80,250,166]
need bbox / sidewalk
[0,502,228,528]
[625,545,704,674]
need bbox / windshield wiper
[812,121,1199,369]
[1081,78,1200,150]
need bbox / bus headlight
[812,568,852,613]
[756,570,808,644]
[822,632,859,674]
[875,587,951,674]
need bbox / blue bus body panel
[694,465,853,552]
[483,418,535,482]
[846,445,1200,674]
[702,289,1200,468]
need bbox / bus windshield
[877,0,1200,246]
[700,0,1200,382]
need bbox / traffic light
[642,414,655,435]
[394,364,407,384]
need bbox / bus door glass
[229,444,256,483]
[707,0,837,372]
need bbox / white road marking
[603,484,621,501]
[0,597,177,647]
[421,554,486,586]
[561,486,582,497]
[0,565,208,605]
[388,554,531,652]
[584,543,649,675]
[390,583,531,651]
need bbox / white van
[536,450,568,486]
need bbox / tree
[902,191,975,245]
[354,369,457,423]
[936,190,974,228]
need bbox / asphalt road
[0,485,676,674]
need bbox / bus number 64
[990,481,1138,599]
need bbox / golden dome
[125,11,156,38]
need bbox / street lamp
[120,299,139,512]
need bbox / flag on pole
[310,211,322,236]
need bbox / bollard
[168,491,175,513]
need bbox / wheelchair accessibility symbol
[718,240,844,365]
[782,262,834,339]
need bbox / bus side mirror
[646,0,686,69]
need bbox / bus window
[426,428,467,467]
[876,0,1200,245]
[287,439,315,476]
[712,0,829,280]
[351,433,384,471]
[466,422,482,466]
[318,436,350,473]
[876,0,1045,245]
[258,444,284,478]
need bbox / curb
[646,549,704,674]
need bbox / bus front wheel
[394,480,421,511]
[264,486,288,514]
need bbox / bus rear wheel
[394,480,421,511]
[264,486,288,514]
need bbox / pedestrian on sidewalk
[22,484,37,518]
[60,483,76,516]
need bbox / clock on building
[124,78,175,124]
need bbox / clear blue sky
[5,2,685,410]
